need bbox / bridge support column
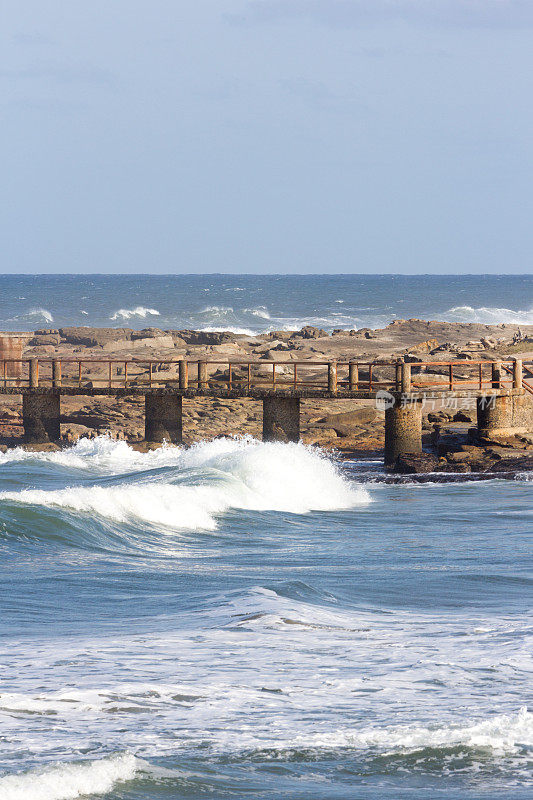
[145,394,182,444]
[384,399,422,467]
[263,397,300,442]
[477,394,516,438]
[23,393,61,443]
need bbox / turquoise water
[0,437,531,799]
[1,273,533,333]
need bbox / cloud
[236,0,533,29]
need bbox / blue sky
[1,1,532,274]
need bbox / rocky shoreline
[1,318,532,476]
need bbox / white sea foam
[110,306,160,321]
[246,306,271,320]
[199,325,256,335]
[442,305,533,326]
[286,707,533,755]
[0,753,139,800]
[0,437,369,530]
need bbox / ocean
[0,275,532,799]
[1,273,533,334]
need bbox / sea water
[0,436,531,799]
[1,273,533,333]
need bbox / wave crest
[0,437,369,531]
[442,305,533,325]
[110,306,160,321]
[0,753,138,800]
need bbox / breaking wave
[284,707,533,757]
[110,306,160,321]
[0,753,139,800]
[442,305,533,326]
[0,437,369,531]
[5,307,54,325]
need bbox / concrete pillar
[52,359,62,388]
[401,362,412,393]
[384,399,422,467]
[491,361,502,389]
[198,361,208,389]
[0,334,25,380]
[513,359,523,390]
[477,394,514,438]
[145,394,182,443]
[328,362,337,393]
[263,397,300,442]
[29,359,39,388]
[349,362,358,390]
[179,360,188,389]
[23,393,61,443]
[395,362,402,391]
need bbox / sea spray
[110,306,160,321]
[0,754,139,800]
[0,437,369,530]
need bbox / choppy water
[0,436,531,799]
[1,273,533,333]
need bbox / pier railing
[1,358,531,394]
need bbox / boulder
[393,453,440,473]
[59,327,133,347]
[175,330,239,345]
[290,326,328,340]
[318,408,383,437]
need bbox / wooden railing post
[198,361,207,389]
[349,362,358,390]
[179,360,188,389]
[513,359,523,390]
[401,362,411,393]
[52,359,62,388]
[395,362,402,391]
[492,360,502,389]
[29,358,39,388]
[328,362,337,393]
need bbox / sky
[1,1,532,275]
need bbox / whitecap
[110,307,160,321]
[0,437,370,531]
[0,753,139,800]
[286,706,533,757]
[442,305,533,326]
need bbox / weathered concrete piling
[22,393,61,444]
[262,397,300,443]
[0,334,27,381]
[384,400,423,467]
[145,394,183,444]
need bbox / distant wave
[5,307,54,325]
[0,753,139,800]
[442,305,533,326]
[0,437,369,532]
[110,306,160,321]
[245,306,271,320]
[199,325,256,335]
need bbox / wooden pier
[0,357,531,466]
